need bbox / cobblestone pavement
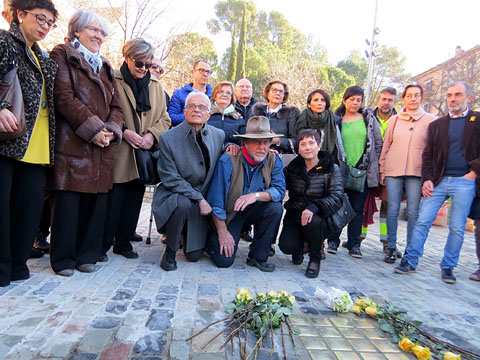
[0,200,479,359]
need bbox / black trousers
[37,192,51,237]
[0,156,45,286]
[50,190,107,272]
[279,212,330,262]
[102,180,145,255]
[164,194,203,262]
[206,201,283,268]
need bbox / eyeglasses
[217,90,232,96]
[24,10,57,29]
[131,59,153,69]
[186,104,209,112]
[195,68,212,75]
[270,88,285,95]
[84,25,108,37]
[150,63,164,74]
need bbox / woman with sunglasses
[99,38,171,262]
[0,0,58,287]
[252,81,300,154]
[47,10,123,277]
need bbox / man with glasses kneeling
[153,92,224,271]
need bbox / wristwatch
[255,192,260,202]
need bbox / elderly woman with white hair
[47,10,123,277]
[100,38,171,261]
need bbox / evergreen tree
[235,1,247,81]
[226,26,237,83]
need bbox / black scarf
[297,108,337,153]
[120,62,151,113]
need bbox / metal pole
[365,0,379,107]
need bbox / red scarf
[242,146,261,165]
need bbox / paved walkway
[0,200,479,359]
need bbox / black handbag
[127,97,160,185]
[324,173,356,232]
[0,38,26,141]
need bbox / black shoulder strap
[323,173,330,197]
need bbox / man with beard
[205,116,286,271]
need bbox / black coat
[234,98,257,120]
[252,102,300,153]
[284,150,343,217]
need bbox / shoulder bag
[126,96,160,185]
[343,165,367,193]
[324,173,356,232]
[0,35,26,141]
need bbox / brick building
[413,45,480,116]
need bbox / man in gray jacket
[153,92,224,271]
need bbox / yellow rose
[355,298,364,306]
[398,337,415,353]
[267,290,277,297]
[443,352,461,360]
[360,298,372,309]
[258,292,266,300]
[288,295,296,305]
[279,290,288,296]
[412,345,432,360]
[364,307,377,317]
[351,305,362,315]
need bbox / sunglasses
[131,59,153,69]
[150,63,164,74]
[24,10,57,29]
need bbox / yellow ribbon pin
[470,116,476,122]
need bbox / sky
[2,0,479,77]
[172,0,480,76]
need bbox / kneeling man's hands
[199,199,212,215]
[234,193,257,212]
[219,230,235,257]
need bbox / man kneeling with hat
[205,116,286,271]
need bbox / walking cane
[146,184,157,244]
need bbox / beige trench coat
[113,69,171,183]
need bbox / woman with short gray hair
[100,38,171,261]
[48,10,123,277]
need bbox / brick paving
[0,199,479,359]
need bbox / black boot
[384,248,397,263]
[160,247,177,271]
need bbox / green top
[376,116,389,140]
[342,118,367,167]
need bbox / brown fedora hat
[233,116,283,139]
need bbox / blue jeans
[386,176,422,250]
[403,176,476,270]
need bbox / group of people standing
[1,0,479,287]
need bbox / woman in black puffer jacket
[279,129,343,278]
[252,80,300,154]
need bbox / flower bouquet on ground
[351,298,480,360]
[187,288,299,360]
[314,286,353,313]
